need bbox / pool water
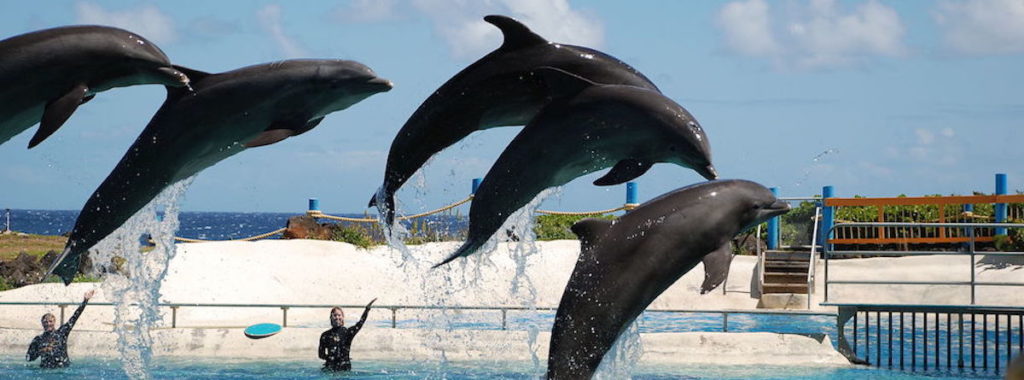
[0,357,1004,379]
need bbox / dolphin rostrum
[547,180,790,379]
[0,25,189,148]
[47,60,392,284]
[436,68,717,267]
[370,15,659,224]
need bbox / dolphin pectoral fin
[484,15,548,51]
[244,129,294,148]
[593,159,653,186]
[245,118,313,148]
[535,67,597,98]
[30,83,89,148]
[699,242,735,294]
[571,218,613,251]
[291,117,324,137]
[80,94,95,105]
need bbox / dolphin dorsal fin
[165,65,212,100]
[172,65,212,83]
[536,67,597,98]
[484,15,548,51]
[571,218,613,252]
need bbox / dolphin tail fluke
[368,187,397,226]
[432,240,480,268]
[45,246,80,286]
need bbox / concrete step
[764,272,807,284]
[765,251,811,262]
[762,283,809,294]
[764,261,809,272]
[757,293,810,309]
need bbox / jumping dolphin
[46,60,392,284]
[547,180,790,379]
[436,68,716,267]
[370,14,659,224]
[0,25,189,148]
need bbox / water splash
[89,178,192,379]
[793,148,839,189]
[593,320,644,380]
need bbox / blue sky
[1,0,1022,214]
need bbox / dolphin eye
[668,145,677,152]
[752,204,761,210]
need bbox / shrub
[533,213,616,241]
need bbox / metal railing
[0,301,834,332]
[806,207,821,308]
[823,303,1024,373]
[823,222,1024,305]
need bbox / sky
[0,0,1022,215]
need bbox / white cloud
[74,1,176,44]
[409,0,603,59]
[903,127,960,166]
[334,0,401,23]
[915,128,935,145]
[934,0,1024,55]
[717,0,781,58]
[256,5,308,59]
[716,0,907,70]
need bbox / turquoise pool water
[0,357,1004,379]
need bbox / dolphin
[435,68,716,267]
[46,60,392,284]
[547,180,790,379]
[0,25,189,148]
[370,14,659,224]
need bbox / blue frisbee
[244,323,282,339]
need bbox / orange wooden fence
[823,194,1024,245]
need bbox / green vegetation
[0,233,66,260]
[533,213,616,241]
[328,224,376,249]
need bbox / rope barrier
[169,195,631,243]
[535,205,627,216]
[173,228,287,243]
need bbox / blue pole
[308,198,319,212]
[626,182,639,205]
[471,178,482,195]
[768,187,780,250]
[821,186,835,251]
[995,173,1007,235]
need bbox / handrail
[825,194,1024,207]
[806,206,821,309]
[756,224,764,296]
[822,222,1024,305]
[0,301,835,331]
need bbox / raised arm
[60,290,94,336]
[349,298,377,334]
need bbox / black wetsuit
[27,298,89,368]
[319,307,371,372]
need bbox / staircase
[762,250,812,294]
[758,249,814,309]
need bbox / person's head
[330,307,345,328]
[40,313,56,332]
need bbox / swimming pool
[0,357,1004,379]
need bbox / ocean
[2,209,467,240]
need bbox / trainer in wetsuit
[27,289,95,368]
[319,298,376,372]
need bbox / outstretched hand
[83,289,96,301]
